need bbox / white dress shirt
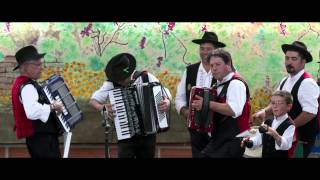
[20,83,51,123]
[276,69,319,115]
[216,72,247,118]
[250,114,295,150]
[91,72,172,104]
[175,63,213,115]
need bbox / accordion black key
[108,82,169,140]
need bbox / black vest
[280,74,318,142]
[185,62,216,106]
[262,118,293,158]
[20,81,60,134]
[211,79,241,138]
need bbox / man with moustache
[253,41,319,157]
[175,32,226,157]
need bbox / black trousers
[26,133,61,158]
[118,134,156,158]
[188,128,210,158]
[201,138,245,158]
[200,119,245,158]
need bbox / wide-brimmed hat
[105,53,136,82]
[192,31,226,48]
[281,41,313,63]
[13,45,46,71]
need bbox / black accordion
[41,74,84,157]
[108,82,169,140]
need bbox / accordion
[108,82,169,140]
[187,86,217,132]
[41,74,84,157]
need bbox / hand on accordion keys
[50,100,64,114]
[191,95,204,111]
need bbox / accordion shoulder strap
[19,80,39,99]
[132,70,149,83]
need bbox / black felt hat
[13,45,46,71]
[105,53,136,82]
[281,41,312,63]
[192,31,226,48]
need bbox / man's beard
[201,55,209,62]
[286,65,295,74]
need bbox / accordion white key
[41,74,84,157]
[108,82,169,140]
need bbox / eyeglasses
[25,62,43,67]
[271,101,286,106]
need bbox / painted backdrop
[0,22,319,115]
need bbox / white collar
[288,69,305,81]
[199,62,211,74]
[274,113,289,123]
[217,72,234,85]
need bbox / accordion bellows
[108,82,169,140]
[188,86,217,132]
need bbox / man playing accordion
[90,53,171,158]
[11,45,64,158]
[191,48,251,158]
[175,31,226,158]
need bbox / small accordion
[41,74,84,157]
[108,82,169,140]
[187,86,217,132]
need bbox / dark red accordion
[187,86,217,132]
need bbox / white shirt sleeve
[90,81,114,104]
[297,79,319,115]
[175,70,187,115]
[275,125,295,150]
[226,80,247,118]
[20,84,51,123]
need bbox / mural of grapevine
[0,22,319,114]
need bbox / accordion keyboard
[43,86,71,132]
[109,88,133,140]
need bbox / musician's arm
[209,80,246,118]
[90,81,113,111]
[20,84,51,123]
[89,99,105,111]
[209,101,235,117]
[175,70,188,116]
